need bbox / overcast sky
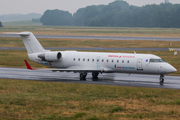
[0,0,180,15]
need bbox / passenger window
[127,60,129,63]
[87,59,89,61]
[83,58,85,61]
[117,60,119,63]
[112,60,114,62]
[102,59,104,62]
[73,58,75,61]
[122,60,124,63]
[78,58,80,61]
[107,59,109,62]
[92,59,94,62]
[97,59,99,62]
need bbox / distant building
[165,0,169,4]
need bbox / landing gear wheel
[80,72,87,80]
[160,78,164,83]
[159,74,164,83]
[92,72,99,78]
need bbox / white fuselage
[28,51,177,75]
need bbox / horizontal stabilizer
[5,32,46,53]
[4,32,30,36]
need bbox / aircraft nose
[172,67,177,73]
[167,65,177,73]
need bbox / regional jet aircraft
[12,32,177,83]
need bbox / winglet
[24,59,33,70]
[24,59,38,70]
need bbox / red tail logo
[24,60,38,70]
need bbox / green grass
[0,37,180,48]
[0,50,44,68]
[0,79,180,119]
[2,20,42,26]
[1,25,180,37]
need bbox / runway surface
[1,34,180,41]
[0,47,169,51]
[0,67,179,89]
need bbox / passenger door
[137,59,143,70]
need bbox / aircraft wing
[24,59,113,73]
[51,66,113,73]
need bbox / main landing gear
[92,72,99,81]
[79,72,99,80]
[80,72,87,80]
[159,74,164,83]
[92,72,99,78]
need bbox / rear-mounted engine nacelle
[38,52,62,62]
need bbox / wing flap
[52,69,103,73]
[51,66,113,73]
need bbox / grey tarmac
[0,47,170,51]
[0,67,179,89]
[0,34,180,41]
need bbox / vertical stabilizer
[18,32,46,53]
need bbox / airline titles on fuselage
[108,55,135,58]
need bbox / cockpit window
[150,59,158,62]
[150,59,165,62]
[157,59,165,62]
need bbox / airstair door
[137,59,143,70]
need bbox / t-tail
[16,32,47,53]
[15,32,61,65]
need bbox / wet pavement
[0,67,179,89]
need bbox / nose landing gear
[159,74,164,83]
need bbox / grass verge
[1,26,180,37]
[0,79,180,119]
[0,37,180,48]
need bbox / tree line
[0,21,3,27]
[0,13,41,22]
[40,0,180,28]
